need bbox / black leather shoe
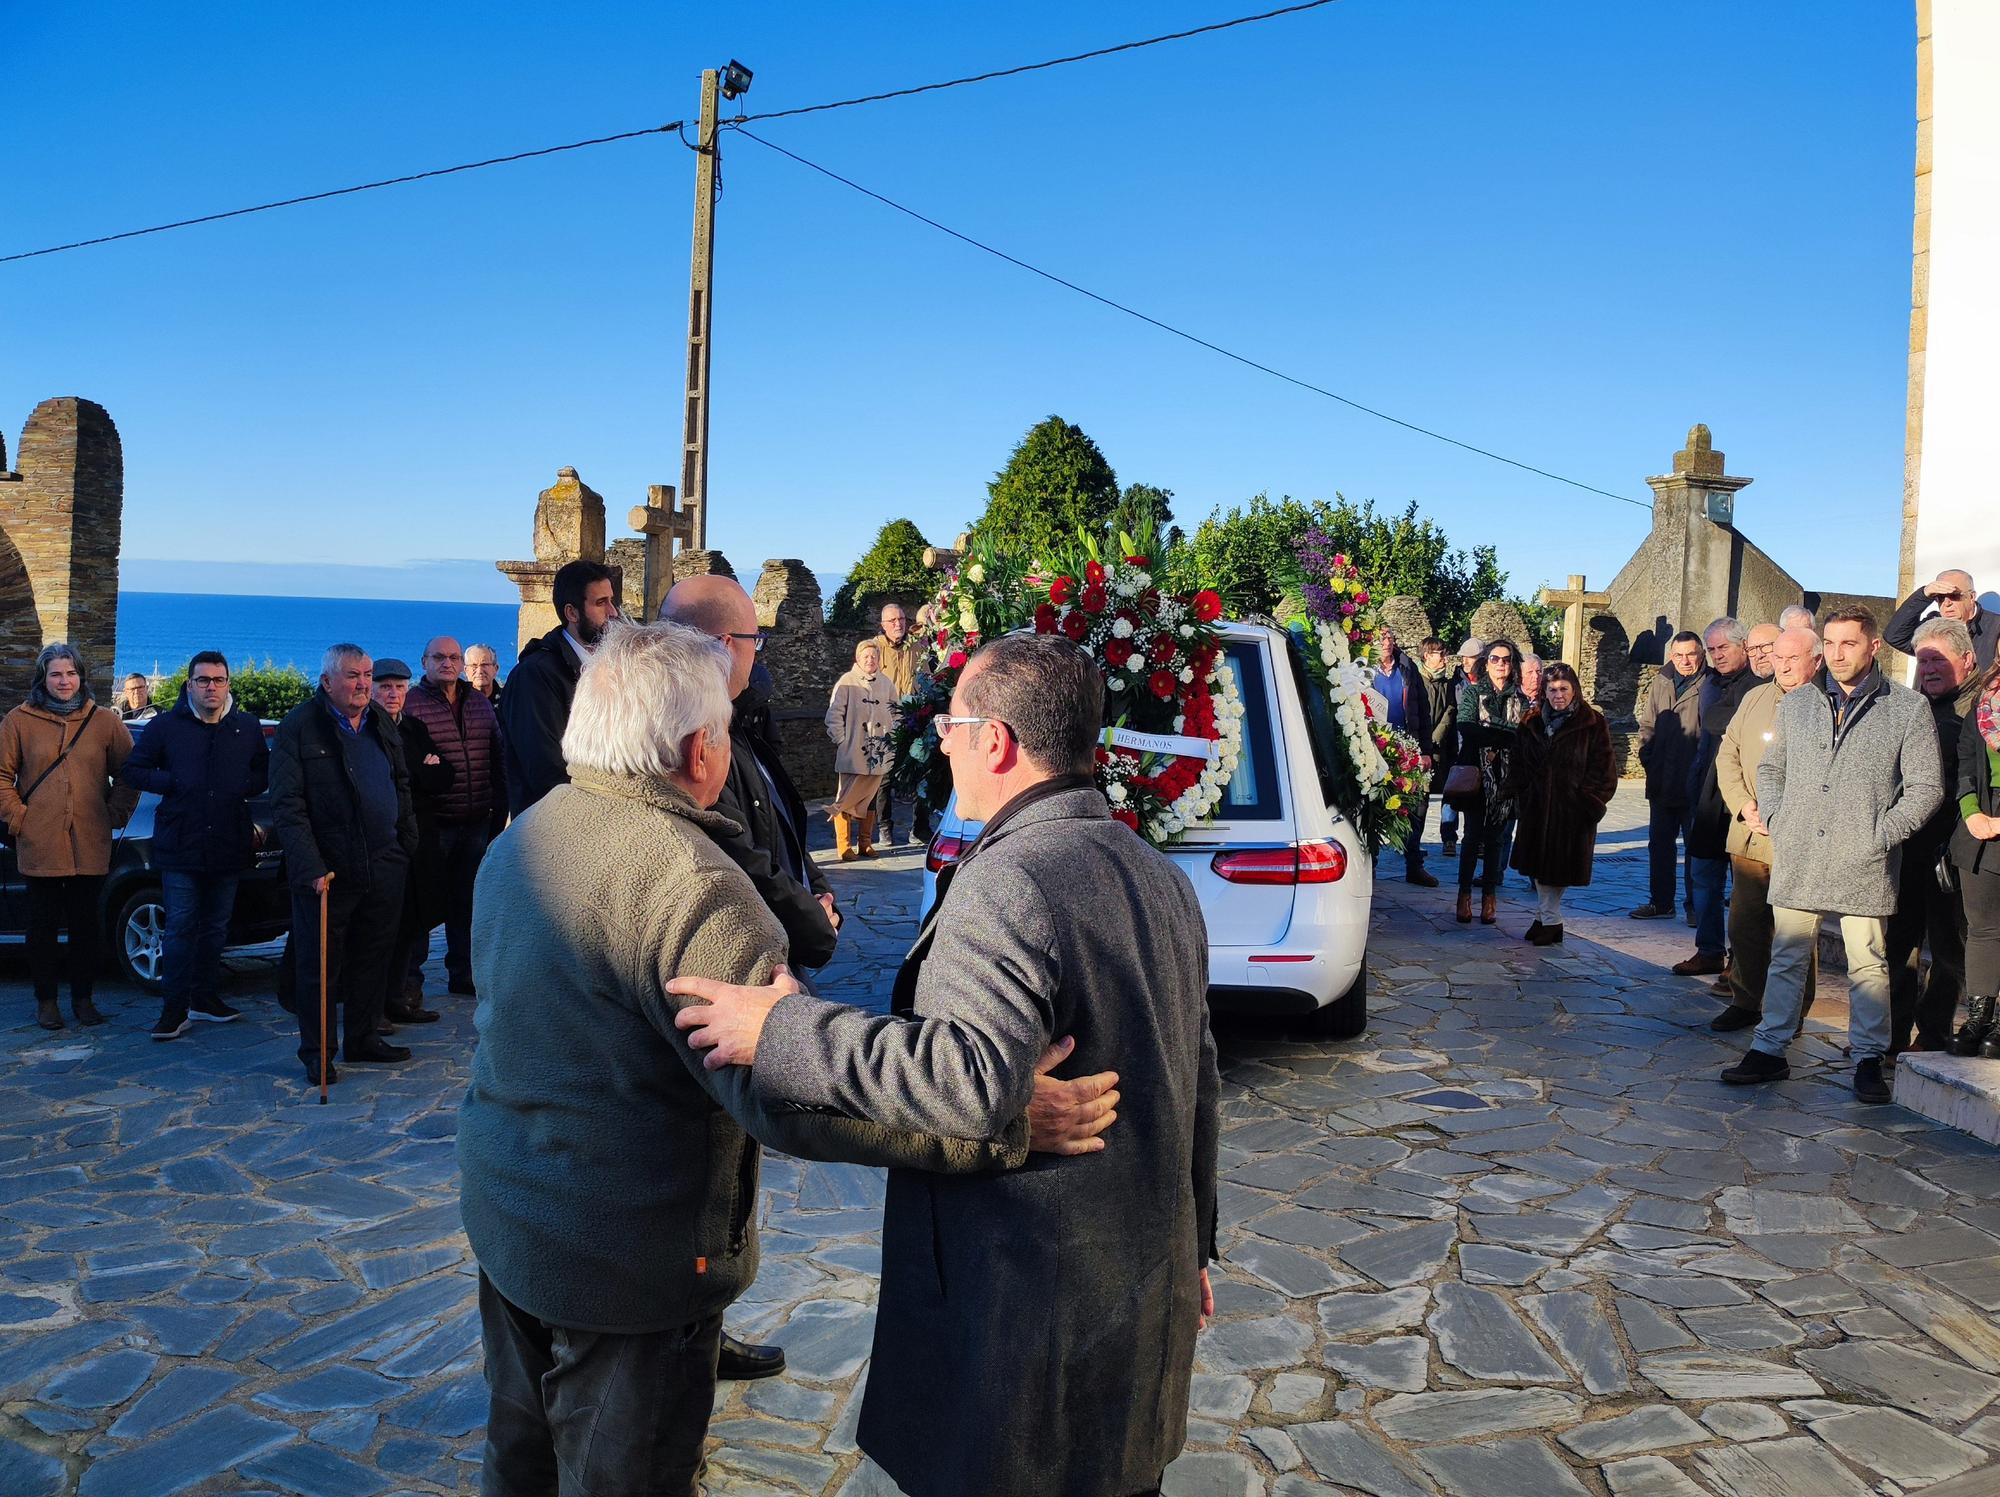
[1721,1048,1790,1086]
[1853,1057,1891,1104]
[304,1060,340,1087]
[448,977,478,998]
[1709,1006,1759,1033]
[716,1330,785,1380]
[386,1002,441,1025]
[343,1037,413,1063]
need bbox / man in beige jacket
[1712,625,1821,1032]
[867,601,926,844]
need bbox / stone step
[1894,1053,2000,1145]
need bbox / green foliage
[1512,589,1564,658]
[1110,483,1178,551]
[1161,492,1515,647]
[828,518,938,628]
[151,660,315,720]
[972,416,1121,564]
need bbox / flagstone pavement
[1,788,1999,1496]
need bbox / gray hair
[1913,616,1975,657]
[1777,604,1815,632]
[1519,652,1543,671]
[28,643,92,711]
[1704,616,1749,648]
[561,621,732,779]
[465,643,499,662]
[319,643,368,681]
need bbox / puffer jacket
[116,692,270,874]
[1758,667,1944,917]
[404,678,504,825]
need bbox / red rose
[1104,637,1134,667]
[1355,590,1370,606]
[1080,585,1109,614]
[1085,560,1106,585]
[1061,612,1089,642]
[1193,589,1223,623]
[1124,555,1150,568]
[1149,670,1178,699]
[947,650,968,669]
[1050,576,1075,605]
[1033,603,1058,633]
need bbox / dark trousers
[872,782,931,844]
[26,875,103,1005]
[1403,792,1430,874]
[478,1271,721,1497]
[430,821,488,985]
[1457,805,1508,894]
[1726,856,1816,1022]
[1888,848,1967,1050]
[1959,863,2000,1000]
[290,865,403,1064]
[161,871,240,1018]
[1646,800,1695,911]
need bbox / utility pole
[679,68,721,550]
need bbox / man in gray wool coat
[1723,606,1943,1103]
[675,631,1221,1497]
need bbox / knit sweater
[458,767,1026,1334]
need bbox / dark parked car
[0,723,292,992]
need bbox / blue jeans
[1689,852,1728,957]
[161,871,240,1017]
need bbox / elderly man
[404,636,506,998]
[1888,567,1996,673]
[674,632,1219,1497]
[1778,603,1817,634]
[464,643,503,707]
[370,658,449,1029]
[117,651,269,1040]
[270,645,419,1086]
[459,622,1113,1496]
[1711,627,1822,1032]
[116,672,157,724]
[499,559,619,815]
[1374,626,1437,885]
[1439,636,1485,857]
[1888,616,1985,1052]
[1724,608,1943,1102]
[868,602,923,844]
[1675,619,1758,975]
[1745,621,1780,681]
[1633,630,1708,920]
[663,576,841,975]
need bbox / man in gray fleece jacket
[1724,606,1942,1102]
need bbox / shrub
[151,659,315,720]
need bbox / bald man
[1887,568,1996,673]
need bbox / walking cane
[317,872,335,1106]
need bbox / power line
[0,124,682,265]
[732,129,1652,512]
[728,0,1343,124]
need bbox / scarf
[38,692,86,715]
[1541,706,1575,738]
[1980,681,2000,755]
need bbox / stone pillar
[0,399,124,700]
[1376,596,1434,647]
[753,560,841,798]
[497,466,609,652]
[1641,425,1757,648]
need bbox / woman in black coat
[1453,639,1527,926]
[1950,656,2000,1056]
[1508,662,1617,946]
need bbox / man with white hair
[1887,567,1996,673]
[269,644,419,1086]
[460,622,1116,1495]
[1777,603,1817,635]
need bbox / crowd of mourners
[1371,566,2000,1106]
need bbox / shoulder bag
[0,704,98,852]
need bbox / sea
[115,592,522,682]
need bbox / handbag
[0,703,98,852]
[1441,763,1483,809]
[1937,847,1959,896]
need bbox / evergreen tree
[828,518,937,628]
[972,416,1120,563]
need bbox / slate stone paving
[0,787,1996,1494]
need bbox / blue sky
[4,2,1915,605]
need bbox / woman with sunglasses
[1452,639,1529,924]
[1507,662,1617,945]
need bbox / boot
[1480,892,1498,926]
[35,998,63,1031]
[1455,890,1473,924]
[73,995,105,1027]
[833,814,857,862]
[858,813,878,858]
[1952,995,1997,1057]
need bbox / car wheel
[1306,954,1367,1040]
[112,885,169,992]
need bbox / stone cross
[1538,574,1611,669]
[626,483,693,623]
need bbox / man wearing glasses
[118,652,271,1041]
[1887,568,1996,674]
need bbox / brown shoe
[1672,953,1726,977]
[1456,891,1473,924]
[1480,893,1498,925]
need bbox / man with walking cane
[271,644,420,1088]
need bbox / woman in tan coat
[824,640,898,860]
[0,645,138,1029]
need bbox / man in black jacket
[498,560,619,816]
[270,645,419,1087]
[1886,567,1996,675]
[371,659,450,1029]
[1671,619,1759,977]
[663,577,839,972]
[117,651,270,1042]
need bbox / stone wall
[752,560,848,799]
[1377,596,1433,647]
[0,399,125,703]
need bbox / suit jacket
[712,692,836,970]
[754,783,1219,1497]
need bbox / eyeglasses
[723,631,767,654]
[191,675,229,687]
[934,713,1004,738]
[1488,654,1516,665]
